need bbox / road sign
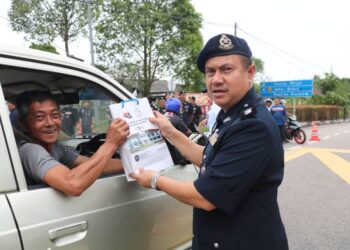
[260,79,313,98]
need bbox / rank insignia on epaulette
[239,103,257,120]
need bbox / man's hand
[129,168,157,188]
[149,111,176,139]
[105,118,130,149]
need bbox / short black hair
[16,90,58,122]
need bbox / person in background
[7,100,19,129]
[265,98,273,111]
[179,91,193,126]
[16,90,129,196]
[156,97,167,114]
[164,98,191,165]
[79,100,95,138]
[191,96,203,126]
[270,98,288,142]
[164,98,191,136]
[130,33,288,250]
[61,104,79,137]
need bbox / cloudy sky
[1,0,350,81]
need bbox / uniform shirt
[79,107,94,125]
[192,104,202,125]
[270,104,287,126]
[61,106,78,136]
[192,88,288,250]
[18,141,79,185]
[181,101,193,126]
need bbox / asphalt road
[279,121,350,250]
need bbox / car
[0,45,196,250]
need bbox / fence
[287,105,350,124]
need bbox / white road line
[322,136,330,140]
[344,130,349,133]
[308,141,318,144]
[287,146,301,151]
[333,133,340,136]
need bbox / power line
[237,26,326,72]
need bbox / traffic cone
[309,121,320,141]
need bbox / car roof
[0,44,133,102]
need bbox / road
[279,121,350,250]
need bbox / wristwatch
[150,174,160,190]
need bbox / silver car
[0,45,196,250]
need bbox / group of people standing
[152,92,204,134]
[60,100,95,138]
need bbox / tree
[314,72,338,94]
[30,43,59,54]
[95,0,203,96]
[8,0,101,56]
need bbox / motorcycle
[285,115,307,144]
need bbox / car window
[1,65,125,187]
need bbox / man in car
[16,90,129,196]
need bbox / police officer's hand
[150,111,176,138]
[129,168,157,188]
[105,118,129,149]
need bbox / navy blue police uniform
[192,33,288,250]
[193,88,288,250]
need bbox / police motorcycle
[285,114,306,144]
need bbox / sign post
[260,79,313,98]
[260,79,313,115]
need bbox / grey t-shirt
[18,141,79,184]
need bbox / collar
[215,88,258,126]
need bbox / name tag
[209,129,219,146]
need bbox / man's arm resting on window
[44,142,119,196]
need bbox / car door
[0,93,22,249]
[0,53,195,250]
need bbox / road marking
[287,146,301,151]
[333,133,341,136]
[343,130,349,133]
[285,148,350,184]
[321,136,330,139]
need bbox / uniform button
[203,155,207,159]
[214,242,219,248]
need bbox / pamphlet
[109,98,174,181]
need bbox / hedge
[286,105,349,123]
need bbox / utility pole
[87,0,95,66]
[234,22,237,36]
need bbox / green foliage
[30,43,59,54]
[308,73,350,106]
[253,57,264,73]
[314,72,338,94]
[8,0,102,55]
[95,0,203,96]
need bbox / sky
[1,0,350,82]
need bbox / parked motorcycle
[285,115,307,144]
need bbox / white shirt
[207,102,221,132]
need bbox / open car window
[1,65,125,187]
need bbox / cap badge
[219,34,234,50]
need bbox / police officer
[179,91,193,126]
[130,34,288,250]
[190,96,203,126]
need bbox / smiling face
[204,55,255,112]
[23,100,61,151]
